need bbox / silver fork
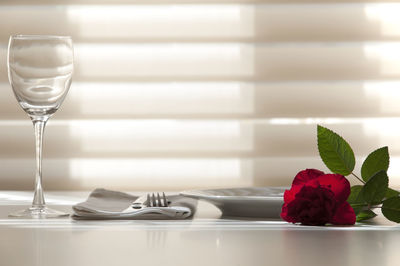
[147,192,169,207]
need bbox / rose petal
[280,203,297,223]
[313,174,351,203]
[282,186,336,226]
[292,169,325,187]
[330,201,356,225]
[283,186,302,203]
[280,204,288,220]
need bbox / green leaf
[386,188,400,199]
[348,185,366,215]
[356,209,377,222]
[347,185,368,215]
[382,197,400,223]
[361,147,389,182]
[348,185,364,204]
[361,170,388,205]
[317,125,355,176]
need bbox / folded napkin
[72,188,197,220]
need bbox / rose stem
[351,172,366,184]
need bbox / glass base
[9,206,69,219]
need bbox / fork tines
[148,192,168,207]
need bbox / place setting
[70,187,285,220]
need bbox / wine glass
[7,35,73,218]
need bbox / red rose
[281,169,356,226]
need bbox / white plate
[180,187,285,218]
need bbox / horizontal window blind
[1,2,400,190]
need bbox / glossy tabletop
[0,191,399,266]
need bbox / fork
[147,192,169,207]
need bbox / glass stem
[31,117,49,208]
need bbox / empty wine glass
[7,35,73,218]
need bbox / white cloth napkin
[72,188,197,220]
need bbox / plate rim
[180,187,286,202]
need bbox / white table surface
[0,191,400,266]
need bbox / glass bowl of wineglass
[7,35,73,218]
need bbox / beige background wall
[1,1,400,190]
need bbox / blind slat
[2,42,400,81]
[2,81,400,119]
[0,1,399,5]
[1,4,400,42]
[1,156,399,191]
[0,119,399,158]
